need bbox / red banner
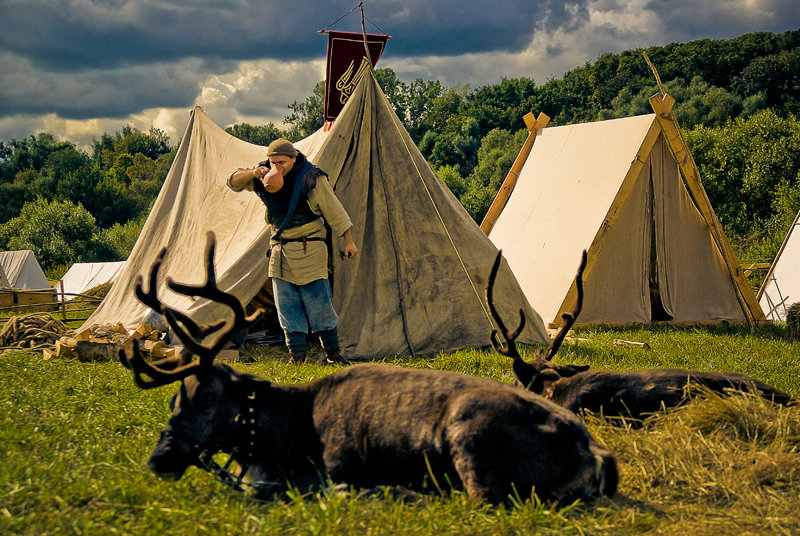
[324,31,388,122]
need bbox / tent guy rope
[368,68,496,332]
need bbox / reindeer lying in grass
[119,232,618,505]
[487,250,794,422]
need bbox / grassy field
[2,324,800,535]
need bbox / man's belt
[268,236,325,257]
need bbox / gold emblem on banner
[336,57,372,105]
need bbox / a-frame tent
[86,72,547,359]
[0,263,10,288]
[0,250,51,290]
[57,261,126,301]
[758,210,800,322]
[482,93,766,328]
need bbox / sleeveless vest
[252,152,324,230]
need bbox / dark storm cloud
[646,0,800,41]
[0,0,582,122]
[0,52,207,120]
[0,0,572,73]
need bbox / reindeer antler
[121,231,264,388]
[486,251,526,359]
[487,250,542,389]
[543,249,586,362]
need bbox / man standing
[228,138,357,365]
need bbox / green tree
[459,128,526,222]
[95,218,144,260]
[0,197,104,270]
[686,109,800,240]
[284,81,326,140]
[225,123,285,146]
[90,126,172,173]
[598,76,743,129]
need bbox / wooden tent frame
[481,95,767,328]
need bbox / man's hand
[342,228,358,259]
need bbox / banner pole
[359,2,373,66]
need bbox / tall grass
[1,324,799,535]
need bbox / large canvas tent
[57,261,126,301]
[483,94,765,328]
[86,72,547,359]
[758,211,800,322]
[0,250,51,290]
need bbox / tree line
[1,29,799,276]
[0,127,175,275]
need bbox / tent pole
[359,2,373,66]
[480,112,549,235]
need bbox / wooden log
[132,323,152,340]
[140,340,167,356]
[75,340,123,362]
[54,336,77,357]
[59,336,77,348]
[74,329,91,341]
[112,323,127,334]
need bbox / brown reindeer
[119,232,618,504]
[487,250,794,423]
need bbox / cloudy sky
[1,0,799,151]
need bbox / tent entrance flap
[648,150,673,322]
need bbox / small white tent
[0,263,10,288]
[0,250,51,290]
[57,261,126,301]
[758,211,800,322]
[483,93,766,328]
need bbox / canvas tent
[483,93,765,328]
[0,250,51,290]
[0,263,10,288]
[758,211,800,322]
[85,72,547,359]
[57,261,126,301]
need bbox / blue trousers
[272,277,340,354]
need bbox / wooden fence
[0,280,102,327]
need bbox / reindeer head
[119,231,264,480]
[487,250,587,394]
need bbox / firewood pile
[2,312,240,362]
[46,321,174,362]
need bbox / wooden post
[59,280,67,322]
[648,93,767,327]
[480,112,550,235]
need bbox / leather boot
[288,350,307,365]
[325,348,351,366]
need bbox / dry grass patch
[585,390,800,535]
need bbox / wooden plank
[480,112,550,235]
[648,93,767,326]
[742,262,771,276]
[0,289,58,312]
